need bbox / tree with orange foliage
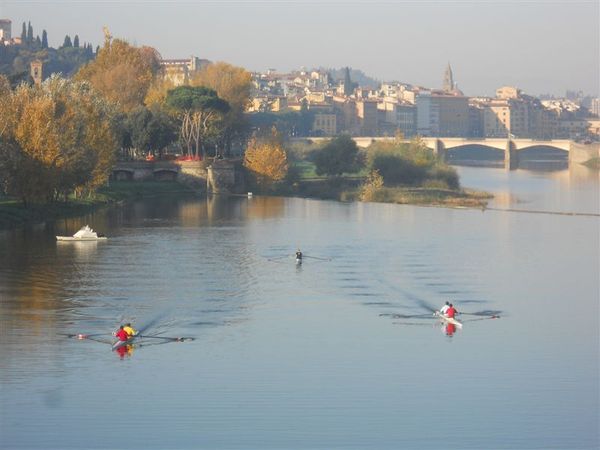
[243,128,288,189]
[75,30,160,112]
[0,76,118,204]
[192,62,253,155]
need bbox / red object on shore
[175,155,202,162]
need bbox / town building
[378,100,416,137]
[0,19,11,41]
[589,98,600,117]
[417,91,469,137]
[160,56,210,86]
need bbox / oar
[267,255,290,261]
[380,313,435,319]
[138,334,194,342]
[458,311,502,317]
[462,315,501,322]
[63,333,104,339]
[304,255,332,261]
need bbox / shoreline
[0,181,197,230]
[0,179,492,230]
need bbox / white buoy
[247,192,253,198]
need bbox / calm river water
[1,165,598,450]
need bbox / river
[0,164,598,449]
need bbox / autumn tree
[243,128,288,189]
[0,76,119,204]
[165,85,229,159]
[75,31,160,112]
[192,62,252,155]
[144,77,176,107]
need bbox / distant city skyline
[1,0,598,97]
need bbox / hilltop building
[0,19,11,41]
[160,56,210,86]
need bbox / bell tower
[443,62,454,92]
[30,60,43,86]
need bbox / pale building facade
[356,100,379,135]
[0,19,11,41]
[484,98,530,138]
[312,113,337,136]
[378,100,416,137]
[160,56,210,86]
[417,92,469,137]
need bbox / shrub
[313,135,362,177]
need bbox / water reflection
[0,172,598,449]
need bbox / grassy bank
[269,176,491,208]
[351,186,492,208]
[0,181,195,229]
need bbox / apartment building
[416,92,469,137]
[378,100,416,137]
[160,56,210,86]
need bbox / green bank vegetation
[247,134,491,208]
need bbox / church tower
[30,60,43,86]
[443,62,455,92]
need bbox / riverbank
[0,181,196,229]
[286,178,491,208]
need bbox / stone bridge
[112,159,246,193]
[112,160,208,187]
[294,137,599,170]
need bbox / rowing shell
[112,335,136,351]
[435,312,463,329]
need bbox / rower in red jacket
[114,326,129,342]
[446,304,458,319]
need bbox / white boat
[56,225,107,241]
[435,312,463,329]
[295,258,302,265]
[112,335,136,351]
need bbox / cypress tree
[62,35,72,48]
[73,34,79,48]
[41,30,48,48]
[95,45,100,55]
[27,21,33,42]
[343,67,353,96]
[35,36,41,46]
[21,22,26,41]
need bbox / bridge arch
[112,169,134,181]
[153,168,178,181]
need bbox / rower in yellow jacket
[123,323,137,337]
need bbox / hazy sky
[1,0,598,96]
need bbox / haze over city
[2,0,598,96]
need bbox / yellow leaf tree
[0,76,118,203]
[192,62,253,154]
[75,32,160,112]
[243,129,288,189]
